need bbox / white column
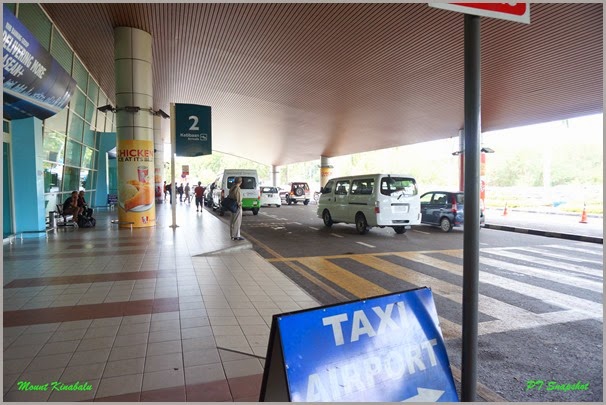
[320,156,333,187]
[271,165,279,186]
[115,27,155,227]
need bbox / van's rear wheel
[393,226,406,234]
[303,199,310,205]
[252,208,259,215]
[440,217,453,232]
[322,210,333,227]
[355,213,369,235]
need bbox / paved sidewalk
[3,203,319,402]
[484,208,603,243]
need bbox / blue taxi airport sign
[268,287,458,402]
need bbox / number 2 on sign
[188,115,199,131]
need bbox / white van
[211,169,260,215]
[317,174,421,234]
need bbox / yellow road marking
[241,231,349,301]
[297,257,388,298]
[266,249,459,263]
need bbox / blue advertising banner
[3,5,77,120]
[275,287,458,402]
[174,103,212,157]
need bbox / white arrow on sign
[402,388,445,402]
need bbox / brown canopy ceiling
[41,3,602,166]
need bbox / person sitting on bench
[77,190,93,217]
[64,191,83,219]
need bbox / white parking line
[309,227,320,230]
[278,218,288,221]
[356,242,376,248]
[292,222,302,225]
[412,229,430,234]
[331,233,344,238]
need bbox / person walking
[184,183,191,204]
[228,177,244,240]
[194,182,205,212]
[178,183,184,202]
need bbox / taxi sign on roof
[259,287,458,402]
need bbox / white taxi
[260,186,281,207]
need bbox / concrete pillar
[271,165,279,187]
[153,115,165,204]
[320,156,333,187]
[11,117,46,237]
[114,27,155,227]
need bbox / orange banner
[117,139,156,227]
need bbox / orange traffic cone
[502,202,508,216]
[579,204,588,224]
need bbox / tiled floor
[3,203,319,401]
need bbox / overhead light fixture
[97,104,114,113]
[452,151,463,156]
[481,147,495,153]
[155,109,170,119]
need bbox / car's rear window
[380,177,417,197]
[262,187,278,193]
[227,176,257,190]
[292,183,309,190]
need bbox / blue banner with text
[3,5,77,120]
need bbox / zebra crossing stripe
[354,255,533,324]
[478,309,600,336]
[296,257,387,298]
[543,244,603,256]
[481,248,602,277]
[442,250,603,293]
[520,246,603,265]
[396,252,602,317]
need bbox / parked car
[317,174,421,235]
[419,191,485,232]
[285,182,311,205]
[278,186,289,203]
[260,186,281,207]
[211,169,260,215]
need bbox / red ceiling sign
[429,3,530,24]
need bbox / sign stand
[258,322,290,401]
[169,103,178,228]
[259,287,458,402]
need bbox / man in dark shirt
[63,191,83,218]
[194,182,205,212]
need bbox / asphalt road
[211,203,603,402]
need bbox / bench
[55,205,78,228]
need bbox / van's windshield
[227,176,257,190]
[380,177,417,197]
